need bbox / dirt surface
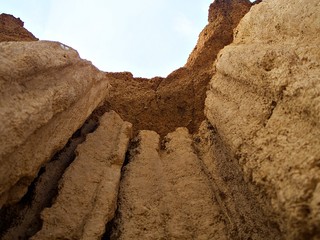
[0,14,38,42]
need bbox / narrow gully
[0,108,108,239]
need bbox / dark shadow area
[0,108,110,239]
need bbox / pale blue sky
[1,0,253,77]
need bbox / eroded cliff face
[205,0,320,238]
[102,0,252,137]
[110,128,229,240]
[109,125,282,239]
[0,0,319,239]
[0,41,110,208]
[0,14,38,42]
[32,111,132,240]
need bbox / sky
[1,0,253,78]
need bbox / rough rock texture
[0,41,109,207]
[1,0,319,239]
[187,0,252,70]
[195,121,281,239]
[102,0,252,137]
[110,126,281,239]
[0,14,38,42]
[0,117,99,240]
[205,0,320,238]
[111,128,228,239]
[32,111,132,240]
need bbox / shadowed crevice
[0,108,110,239]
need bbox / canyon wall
[205,0,320,238]
[0,41,110,207]
[32,111,132,240]
[0,14,38,42]
[0,0,319,239]
[102,0,252,137]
